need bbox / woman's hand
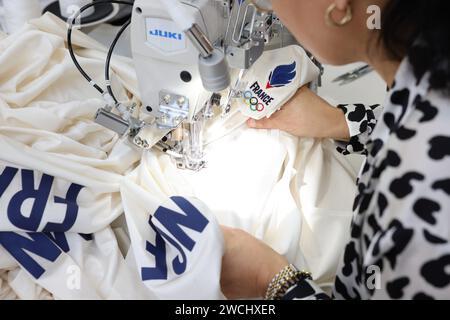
[220,226,289,299]
[247,86,350,141]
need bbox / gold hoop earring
[325,3,353,27]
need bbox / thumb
[247,118,276,130]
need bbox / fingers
[247,117,277,130]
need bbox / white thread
[2,0,41,34]
[59,0,95,19]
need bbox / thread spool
[2,0,41,34]
[59,0,95,19]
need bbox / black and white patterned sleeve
[335,104,383,155]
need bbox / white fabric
[0,13,225,300]
[0,13,357,299]
[121,182,225,300]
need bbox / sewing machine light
[158,0,231,92]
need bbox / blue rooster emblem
[266,62,297,89]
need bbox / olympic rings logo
[243,91,265,112]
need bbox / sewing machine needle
[223,69,247,114]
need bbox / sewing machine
[91,0,319,171]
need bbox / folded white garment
[0,13,357,299]
[0,13,225,300]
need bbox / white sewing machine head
[93,0,320,171]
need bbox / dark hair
[380,0,450,92]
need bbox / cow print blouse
[282,57,450,300]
